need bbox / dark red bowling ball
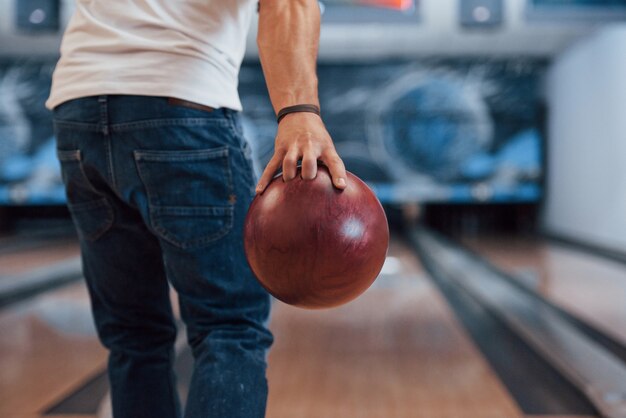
[243,165,389,309]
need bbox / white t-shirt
[46,0,256,111]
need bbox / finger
[282,146,300,182]
[322,149,347,189]
[300,148,318,180]
[256,152,283,194]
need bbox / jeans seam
[225,110,239,138]
[220,108,255,195]
[223,113,254,190]
[110,118,232,132]
[223,146,235,204]
[53,120,101,131]
[105,136,118,193]
[239,141,257,193]
[99,96,109,135]
[134,155,160,231]
[99,96,118,191]
[225,111,248,150]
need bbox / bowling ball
[243,165,389,309]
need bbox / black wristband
[276,104,321,124]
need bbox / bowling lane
[0,238,79,277]
[265,237,523,418]
[0,281,106,418]
[462,236,626,347]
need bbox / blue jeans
[53,95,273,418]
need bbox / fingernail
[337,178,346,187]
[255,185,263,193]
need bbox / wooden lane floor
[529,416,596,418]
[0,281,106,418]
[0,238,79,277]
[265,238,523,418]
[462,235,626,347]
[4,235,598,417]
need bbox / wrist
[276,104,321,124]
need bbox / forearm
[257,0,321,113]
[254,0,345,193]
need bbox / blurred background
[1,0,626,417]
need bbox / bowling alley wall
[544,26,626,256]
[0,0,624,255]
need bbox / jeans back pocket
[57,149,114,242]
[134,147,235,249]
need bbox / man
[46,1,347,417]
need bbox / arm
[255,0,347,194]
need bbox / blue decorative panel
[0,59,545,205]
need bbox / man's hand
[256,0,347,194]
[255,112,347,194]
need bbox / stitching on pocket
[133,147,235,249]
[57,149,114,242]
[153,206,233,216]
[134,147,229,162]
[67,197,114,242]
[58,149,107,198]
[151,205,234,249]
